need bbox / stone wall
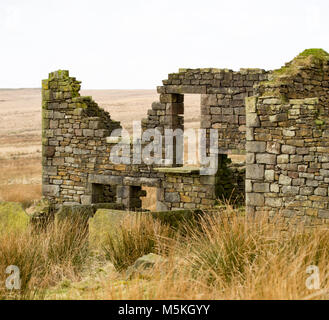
[42,49,329,225]
[42,70,245,210]
[155,169,216,211]
[246,49,329,225]
[155,158,245,211]
[42,70,121,205]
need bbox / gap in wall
[141,186,157,211]
[183,94,201,166]
[91,183,117,203]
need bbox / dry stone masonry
[146,68,268,155]
[246,49,329,226]
[42,49,329,226]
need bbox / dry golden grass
[0,185,41,208]
[0,217,90,300]
[91,212,329,300]
[0,157,42,207]
[102,213,172,271]
[0,206,329,300]
[0,158,41,183]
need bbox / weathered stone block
[44,146,56,157]
[52,158,64,166]
[245,96,257,113]
[210,107,222,115]
[269,113,288,122]
[202,94,217,106]
[43,166,57,176]
[165,192,180,203]
[156,201,168,211]
[246,193,264,206]
[265,198,282,207]
[246,153,255,164]
[245,180,252,192]
[246,164,264,180]
[282,145,296,154]
[253,183,270,193]
[246,128,254,141]
[116,186,130,199]
[270,183,279,193]
[266,142,281,154]
[152,102,166,110]
[283,129,295,137]
[282,186,299,194]
[42,185,60,197]
[53,111,64,119]
[89,174,123,185]
[279,174,292,186]
[300,187,314,195]
[319,169,329,177]
[290,155,303,163]
[246,113,260,127]
[263,98,282,105]
[166,85,206,94]
[277,154,289,164]
[265,170,275,181]
[246,141,266,153]
[318,210,329,219]
[314,187,327,196]
[83,129,94,137]
[256,153,276,165]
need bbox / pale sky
[0,0,328,89]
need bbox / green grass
[298,48,329,60]
[0,202,29,234]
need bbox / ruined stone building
[42,49,329,226]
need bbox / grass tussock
[99,211,329,300]
[102,213,172,271]
[0,217,89,300]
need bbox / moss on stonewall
[258,49,329,98]
[298,48,329,61]
[273,49,329,77]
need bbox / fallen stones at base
[30,201,125,232]
[125,253,167,280]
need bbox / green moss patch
[0,202,30,233]
[272,48,329,78]
[298,48,329,60]
[260,48,329,97]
